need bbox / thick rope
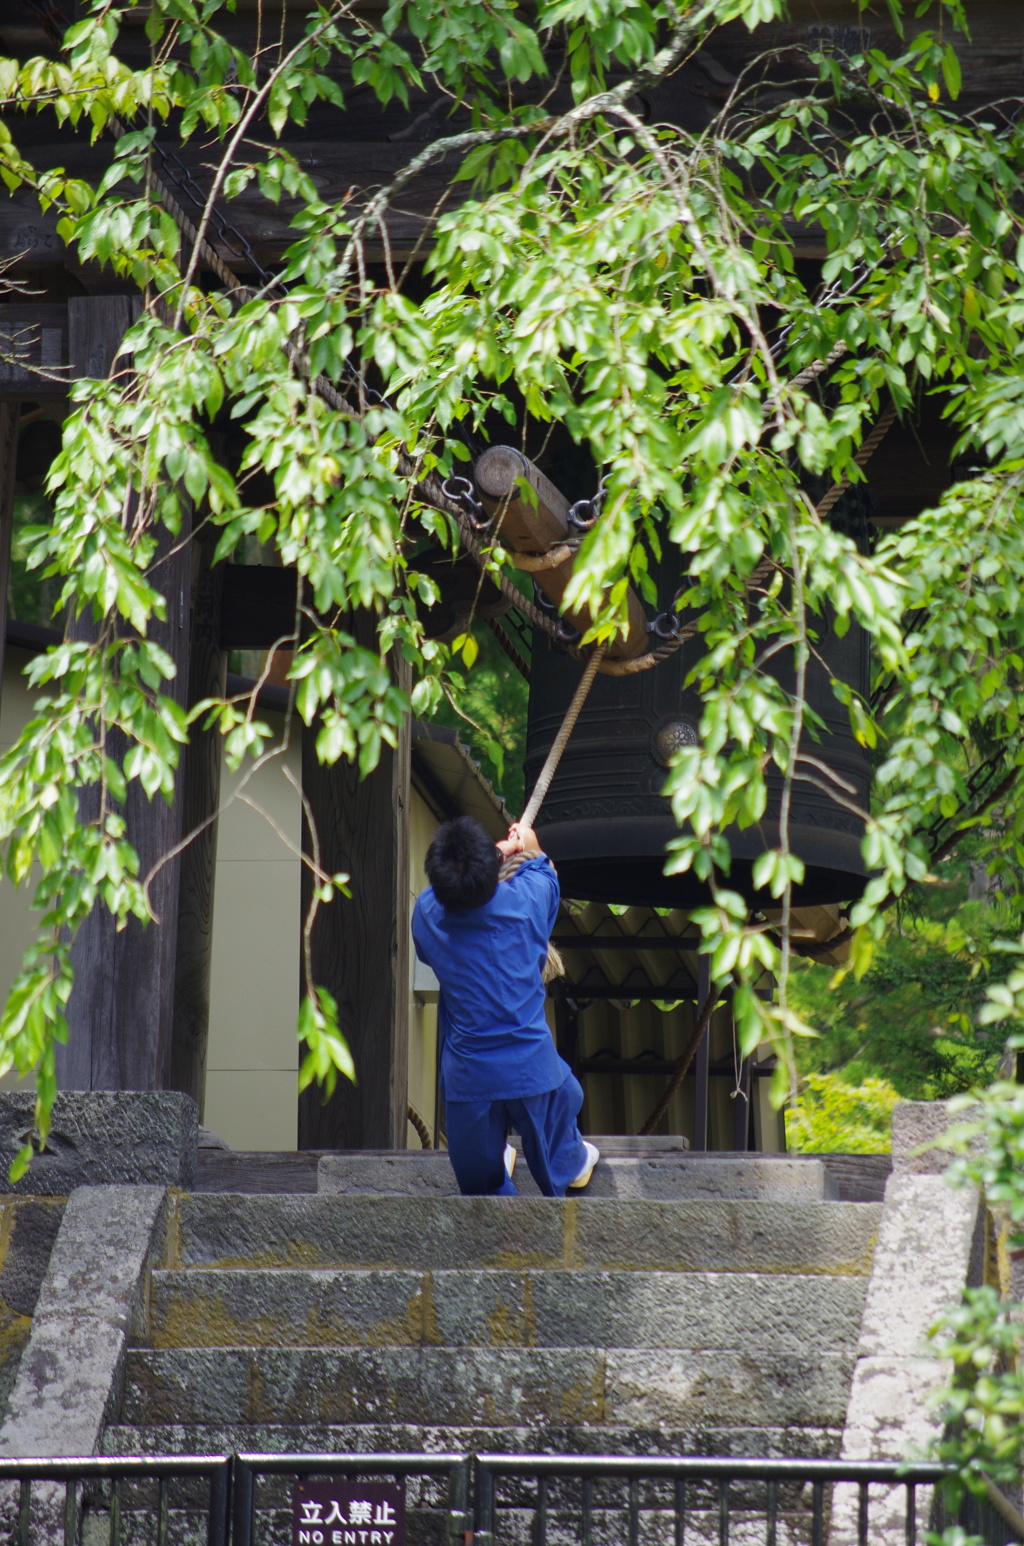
[814,399,898,519]
[407,1104,432,1149]
[511,545,577,572]
[747,397,898,589]
[520,645,607,829]
[456,391,896,674]
[786,339,848,393]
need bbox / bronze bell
[524,540,872,910]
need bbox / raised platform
[192,1144,893,1201]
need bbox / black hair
[425,815,501,911]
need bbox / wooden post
[0,404,17,703]
[473,445,649,660]
[297,611,411,1149]
[170,534,225,1112]
[59,296,194,1090]
[692,953,711,1151]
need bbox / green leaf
[941,44,962,101]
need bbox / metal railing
[0,1451,1018,1546]
[472,1455,1024,1546]
[0,1454,230,1546]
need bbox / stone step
[166,1194,881,1275]
[104,1419,844,1460]
[146,1267,866,1353]
[122,1344,854,1429]
[317,1153,836,1200]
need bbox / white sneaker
[569,1140,600,1190]
[504,1142,517,1179]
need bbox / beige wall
[202,714,302,1149]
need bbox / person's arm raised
[496,821,545,859]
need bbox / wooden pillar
[170,535,225,1113]
[0,404,18,710]
[298,612,410,1149]
[59,296,193,1090]
[692,953,711,1151]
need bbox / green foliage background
[428,626,529,817]
[785,845,1013,1148]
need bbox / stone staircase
[104,1153,882,1465]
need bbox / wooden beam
[0,405,18,708]
[473,444,649,660]
[59,295,195,1091]
[475,445,572,552]
[297,610,411,1149]
[170,535,226,1113]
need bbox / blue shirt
[411,856,569,1103]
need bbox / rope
[520,645,607,828]
[407,1104,432,1149]
[814,400,898,519]
[454,512,692,676]
[453,389,896,677]
[511,545,577,572]
[786,340,848,393]
[746,397,898,589]
[486,617,531,681]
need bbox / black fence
[472,1455,1024,1546]
[0,1455,230,1546]
[0,1452,1019,1546]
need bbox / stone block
[149,1267,428,1349]
[856,1174,982,1358]
[169,1192,881,1275]
[890,1099,979,1176]
[104,1418,846,1462]
[148,1265,867,1353]
[837,1354,946,1460]
[0,1092,197,1194]
[604,1347,853,1427]
[0,1199,65,1316]
[123,1345,607,1427]
[317,1152,834,1201]
[0,1185,167,1455]
[830,1138,985,1546]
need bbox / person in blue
[412,814,600,1197]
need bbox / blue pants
[445,1075,587,1197]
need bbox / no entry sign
[293,1479,405,1546]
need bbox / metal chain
[149,141,269,286]
[440,476,493,533]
